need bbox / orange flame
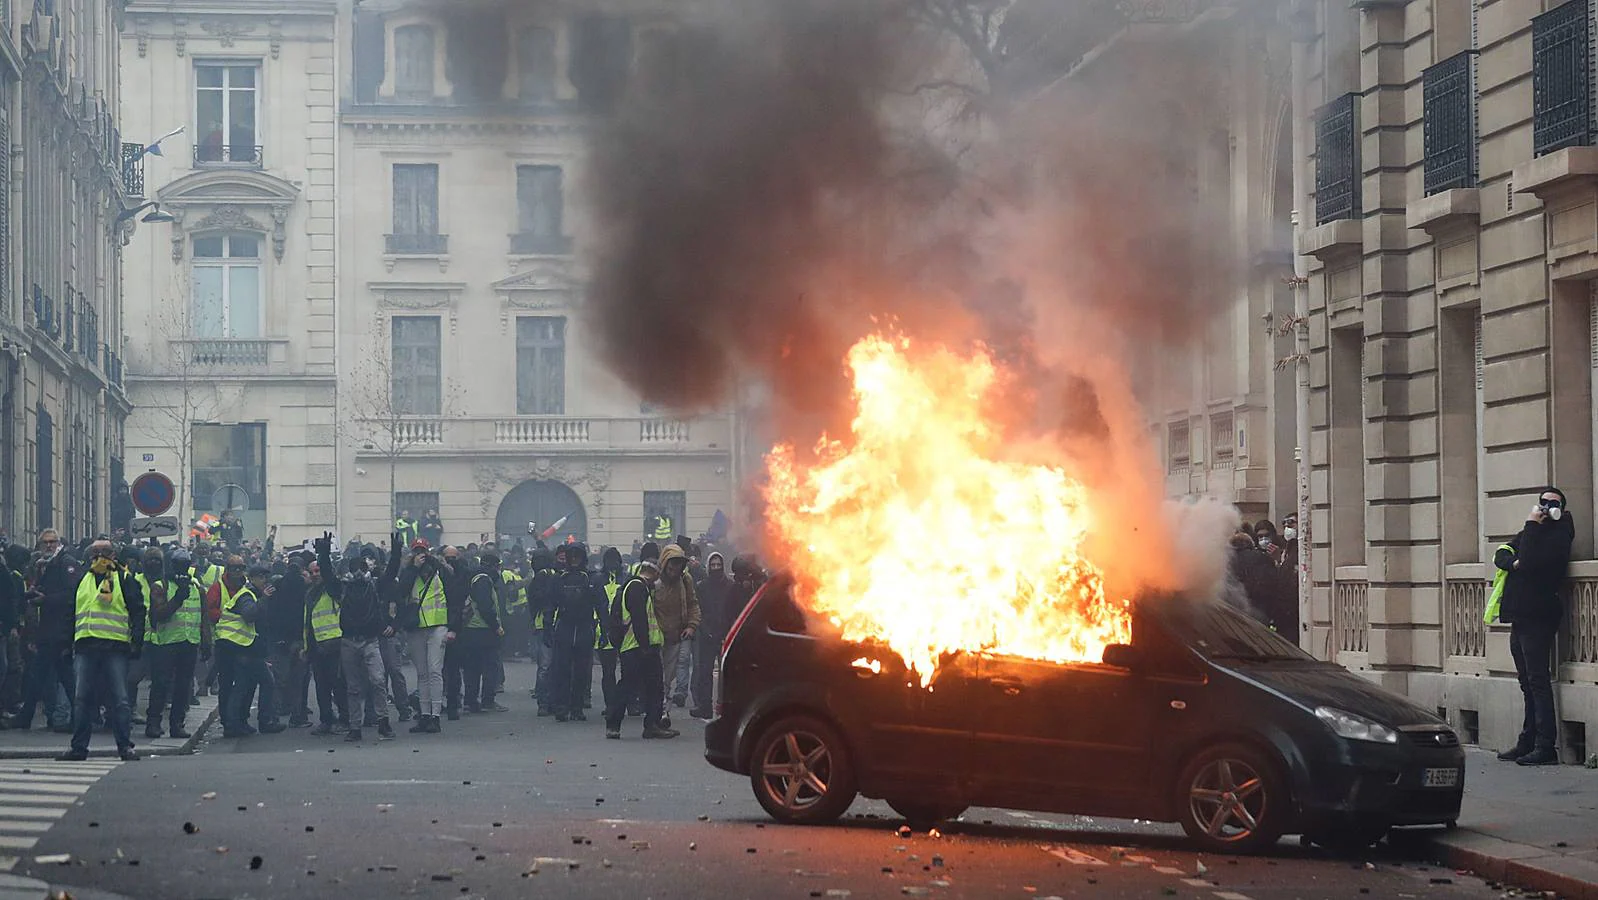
[765,333,1132,686]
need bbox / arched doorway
[494,480,587,546]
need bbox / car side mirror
[1102,643,1141,670]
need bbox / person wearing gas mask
[322,532,399,741]
[141,548,205,739]
[397,539,455,732]
[57,540,144,761]
[548,544,603,722]
[1494,487,1575,766]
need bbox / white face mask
[1549,506,1564,521]
[1282,527,1297,541]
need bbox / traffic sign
[130,472,176,517]
[129,516,180,538]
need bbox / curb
[0,704,218,760]
[1424,830,1598,900]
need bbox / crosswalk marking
[0,761,121,870]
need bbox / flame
[765,333,1132,686]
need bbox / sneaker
[642,727,679,740]
[344,728,364,742]
[1497,744,1534,762]
[465,704,483,715]
[8,717,30,730]
[605,728,621,740]
[222,724,256,738]
[289,719,311,729]
[489,702,510,713]
[169,727,191,740]
[1517,749,1560,766]
[258,722,288,734]
[424,716,443,734]
[131,713,147,725]
[55,749,89,761]
[659,717,672,731]
[397,707,414,722]
[332,723,350,735]
[311,723,335,736]
[118,748,140,762]
[446,708,460,721]
[376,718,396,741]
[689,709,713,721]
[144,724,163,740]
[408,718,430,734]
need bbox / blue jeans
[70,649,131,753]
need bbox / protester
[548,544,602,722]
[593,547,628,714]
[604,559,676,740]
[419,509,445,548]
[1495,487,1575,767]
[397,539,453,731]
[303,548,349,735]
[316,533,398,742]
[691,551,733,720]
[653,544,700,720]
[143,548,204,739]
[58,539,144,762]
[14,530,77,732]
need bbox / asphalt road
[14,662,1509,900]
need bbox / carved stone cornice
[471,459,612,517]
[199,19,255,47]
[193,204,267,234]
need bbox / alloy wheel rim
[759,730,833,811]
[1188,758,1266,841]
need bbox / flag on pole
[131,126,184,161]
[539,514,571,541]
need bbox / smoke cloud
[581,0,1244,593]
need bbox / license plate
[1422,767,1460,788]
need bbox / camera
[527,522,537,535]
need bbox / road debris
[34,854,70,865]
[182,822,198,834]
[249,855,263,870]
[201,792,217,800]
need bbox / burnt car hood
[1218,661,1442,728]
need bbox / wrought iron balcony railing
[1533,0,1593,157]
[509,233,573,255]
[386,233,449,254]
[120,142,145,197]
[1314,93,1360,225]
[194,143,264,167]
[1423,51,1477,195]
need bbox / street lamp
[114,201,175,226]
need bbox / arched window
[518,26,557,101]
[192,234,262,338]
[394,24,436,99]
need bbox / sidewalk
[0,694,218,759]
[1415,746,1598,899]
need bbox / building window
[1167,421,1190,473]
[643,490,686,541]
[1329,327,1367,565]
[81,421,95,537]
[513,165,567,254]
[34,403,52,531]
[191,234,262,338]
[393,24,436,99]
[1210,412,1235,467]
[1423,51,1477,195]
[1532,0,1592,158]
[391,315,442,416]
[389,163,445,254]
[195,63,259,165]
[394,491,438,520]
[570,13,632,111]
[191,423,267,518]
[1314,93,1360,224]
[518,26,557,101]
[516,316,566,415]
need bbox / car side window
[1137,620,1202,680]
[766,591,808,635]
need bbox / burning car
[705,576,1464,854]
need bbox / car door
[969,653,1156,814]
[827,642,979,801]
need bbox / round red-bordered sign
[130,472,176,517]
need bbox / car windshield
[1153,600,1313,663]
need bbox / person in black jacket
[1494,487,1575,766]
[262,556,309,729]
[321,532,399,742]
[14,531,78,731]
[690,552,733,720]
[548,544,603,722]
[449,555,502,716]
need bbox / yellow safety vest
[309,589,342,643]
[413,573,448,628]
[1485,543,1514,624]
[652,516,673,541]
[500,569,528,611]
[618,580,664,653]
[596,576,621,650]
[194,563,222,591]
[74,571,131,643]
[145,575,202,646]
[215,582,258,647]
[464,574,494,630]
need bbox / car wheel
[1176,743,1288,854]
[749,715,857,825]
[887,799,968,831]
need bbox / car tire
[749,714,858,825]
[887,799,968,831]
[1175,742,1288,854]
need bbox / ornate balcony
[1315,93,1360,225]
[509,233,573,256]
[194,143,264,168]
[386,233,449,255]
[1423,52,1477,195]
[120,142,145,197]
[353,415,730,458]
[1532,1,1592,158]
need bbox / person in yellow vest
[143,548,206,740]
[650,512,674,543]
[498,564,531,660]
[394,511,420,550]
[529,547,560,715]
[397,539,456,732]
[603,559,677,740]
[189,543,224,699]
[592,547,628,713]
[57,540,145,761]
[450,554,503,715]
[303,545,349,735]
[212,559,282,738]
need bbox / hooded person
[1494,486,1576,766]
[652,543,701,722]
[603,559,677,741]
[548,544,605,721]
[528,547,560,715]
[689,551,733,719]
[593,547,628,713]
[449,553,503,716]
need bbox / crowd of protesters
[1225,512,1301,638]
[0,519,766,759]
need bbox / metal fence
[1315,93,1360,224]
[1532,0,1593,157]
[1423,51,1477,194]
[1332,579,1369,654]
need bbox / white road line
[1214,892,1254,900]
[0,836,39,850]
[0,794,86,805]
[1182,878,1216,887]
[1043,846,1106,866]
[0,774,107,784]
[0,783,88,795]
[1152,866,1185,875]
[0,856,17,872]
[0,808,67,820]
[0,761,120,862]
[0,822,55,834]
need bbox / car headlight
[1315,706,1400,744]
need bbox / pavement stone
[1423,745,1598,898]
[0,695,218,760]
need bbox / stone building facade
[0,0,134,543]
[1295,0,1598,755]
[119,0,341,541]
[335,0,733,550]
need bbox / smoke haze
[582,0,1244,593]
